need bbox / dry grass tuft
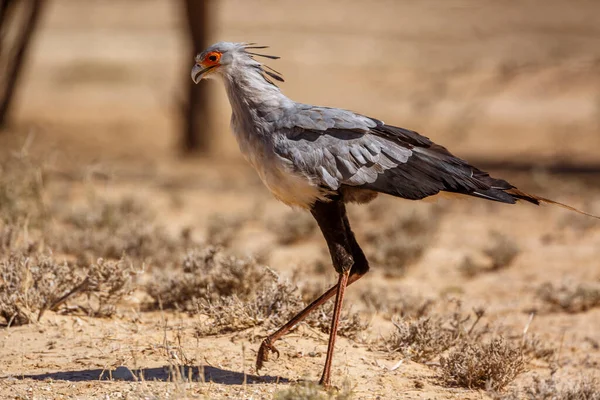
[382,304,531,390]
[439,337,525,391]
[269,210,317,245]
[536,281,600,313]
[381,306,487,362]
[148,246,301,335]
[360,287,434,320]
[52,196,182,265]
[195,277,368,338]
[146,247,266,312]
[520,334,556,363]
[0,156,47,225]
[0,253,138,325]
[0,157,144,325]
[74,257,140,317]
[498,374,600,400]
[195,276,305,335]
[148,247,367,338]
[459,256,487,278]
[365,209,441,276]
[205,213,248,246]
[460,231,520,277]
[384,316,457,362]
[274,380,354,400]
[304,301,369,340]
[297,281,369,339]
[0,253,77,325]
[484,232,520,270]
[0,222,40,255]
[1,155,189,268]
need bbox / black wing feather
[361,124,532,204]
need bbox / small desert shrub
[520,334,556,363]
[299,280,330,304]
[439,337,525,391]
[2,156,187,267]
[383,306,539,390]
[0,253,78,325]
[304,301,369,340]
[149,246,302,335]
[531,375,600,400]
[0,253,138,325]
[295,281,369,339]
[146,247,266,312]
[360,287,434,320]
[536,282,600,313]
[64,196,148,231]
[52,196,181,265]
[205,213,247,246]
[0,222,40,254]
[460,232,520,277]
[195,278,305,335]
[274,380,354,400]
[0,223,16,250]
[269,210,317,245]
[365,210,441,276]
[459,256,487,278]
[485,232,520,270]
[385,317,457,362]
[196,284,369,338]
[76,257,140,317]
[148,247,367,337]
[0,157,46,225]
[498,374,600,400]
[381,307,487,362]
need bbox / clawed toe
[256,338,280,373]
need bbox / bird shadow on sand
[14,365,289,385]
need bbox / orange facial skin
[202,51,221,67]
[192,51,222,82]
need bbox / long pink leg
[255,272,364,371]
[318,270,350,387]
[257,198,368,388]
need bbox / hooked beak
[191,64,217,84]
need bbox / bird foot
[319,375,331,388]
[256,337,280,373]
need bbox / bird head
[191,42,283,85]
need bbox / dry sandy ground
[2,1,600,399]
[1,159,599,400]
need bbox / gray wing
[273,105,413,190]
[273,104,523,203]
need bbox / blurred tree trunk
[0,0,44,128]
[182,0,210,153]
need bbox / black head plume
[244,43,284,86]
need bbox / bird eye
[204,52,221,64]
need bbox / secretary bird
[191,41,598,387]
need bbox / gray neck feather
[222,65,291,138]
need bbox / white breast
[232,122,326,208]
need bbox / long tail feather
[506,188,600,219]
